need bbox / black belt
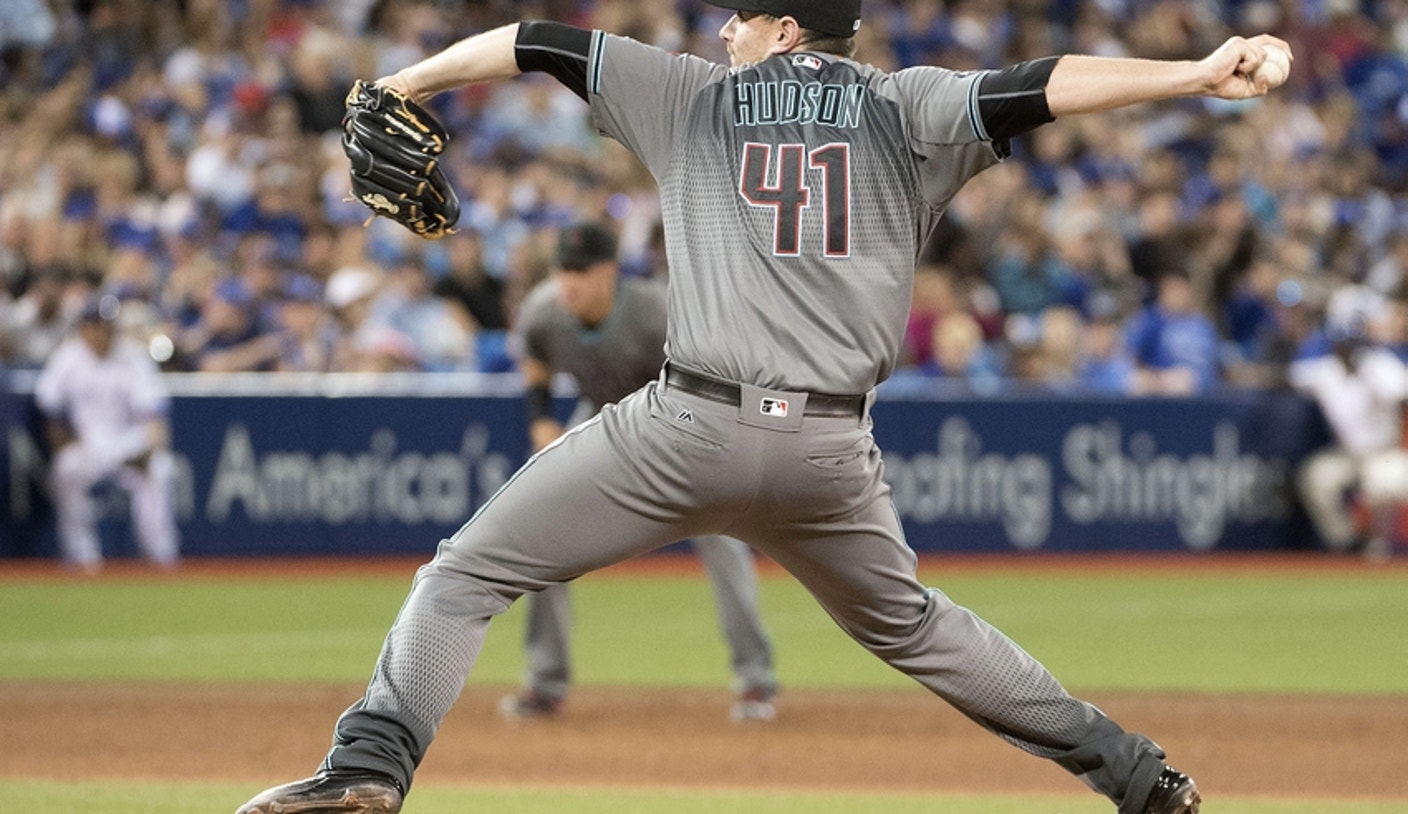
[664,363,866,419]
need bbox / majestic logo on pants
[759,398,789,417]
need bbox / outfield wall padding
[1,372,1331,557]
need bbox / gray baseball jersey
[515,276,669,410]
[313,30,1169,814]
[586,35,998,395]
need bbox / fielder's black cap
[557,222,618,271]
[705,0,862,38]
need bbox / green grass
[0,566,1404,694]
[1,779,1403,814]
[928,570,1408,694]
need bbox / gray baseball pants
[323,376,1169,813]
[520,533,776,701]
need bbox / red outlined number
[740,143,809,255]
[739,141,852,259]
[809,143,851,258]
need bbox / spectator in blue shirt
[177,277,280,372]
[985,199,1083,317]
[1125,269,1221,395]
[1076,294,1136,395]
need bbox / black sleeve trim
[977,56,1059,144]
[515,21,593,102]
[526,384,553,422]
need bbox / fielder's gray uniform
[513,276,776,701]
[323,32,1169,814]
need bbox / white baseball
[1254,44,1290,89]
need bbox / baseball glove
[341,79,460,240]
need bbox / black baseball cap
[557,222,618,271]
[705,0,862,38]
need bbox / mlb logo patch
[792,54,822,70]
[759,398,789,417]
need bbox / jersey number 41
[739,142,851,259]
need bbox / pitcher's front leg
[324,410,694,789]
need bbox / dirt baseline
[2,682,1405,800]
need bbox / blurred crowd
[2,0,1407,395]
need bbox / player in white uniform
[34,293,179,573]
[501,222,778,722]
[239,3,1291,811]
[1290,328,1408,557]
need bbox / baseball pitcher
[240,3,1294,812]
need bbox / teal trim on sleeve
[967,72,990,142]
[588,30,606,95]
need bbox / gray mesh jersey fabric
[587,35,1001,395]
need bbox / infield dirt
[2,681,1405,800]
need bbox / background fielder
[34,293,179,573]
[502,221,778,722]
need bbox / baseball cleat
[235,771,403,813]
[1142,766,1201,814]
[498,690,563,719]
[729,686,777,723]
